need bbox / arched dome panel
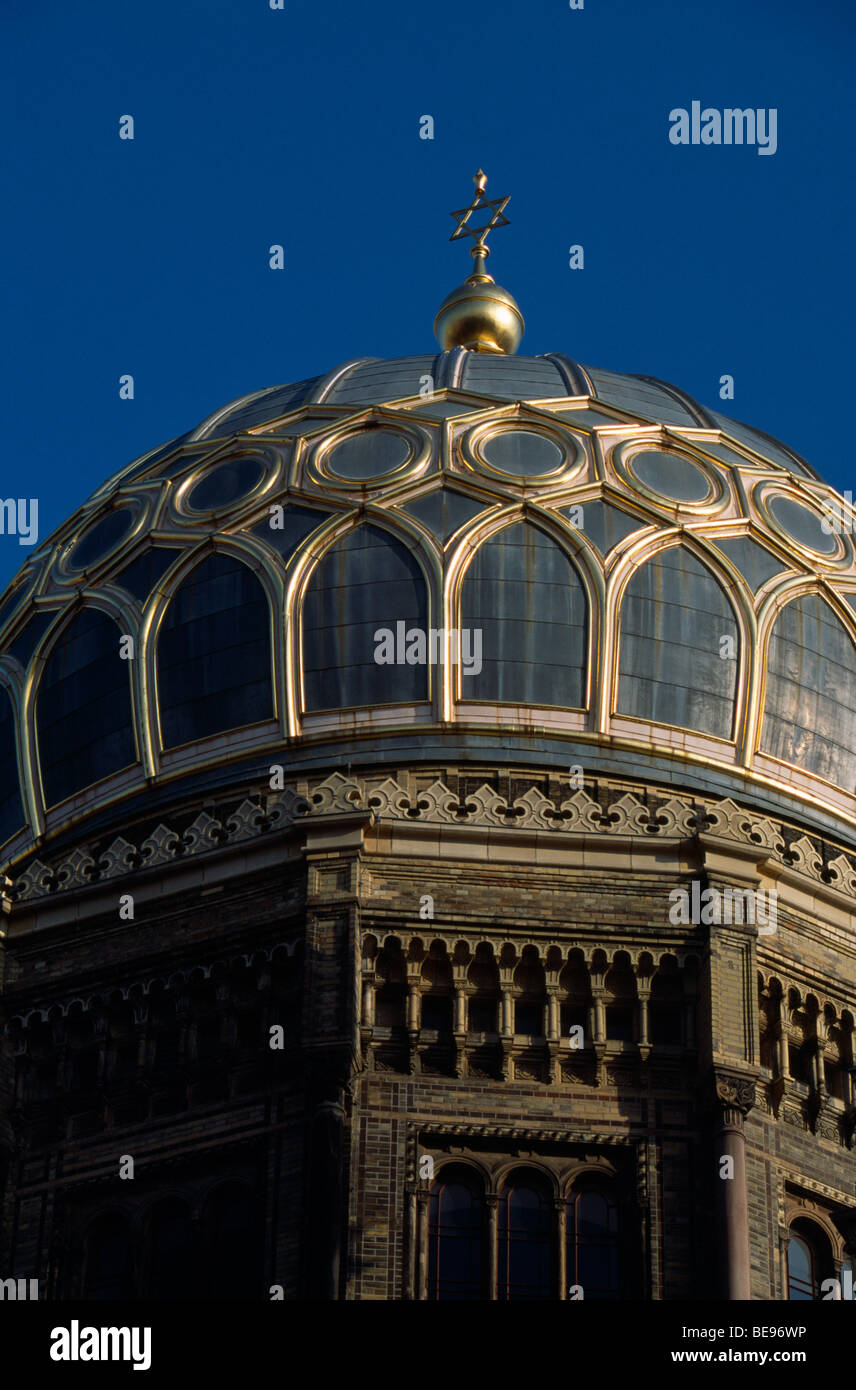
[302,524,429,711]
[37,609,137,806]
[761,594,856,787]
[460,521,587,707]
[0,686,24,844]
[157,554,274,749]
[617,547,738,738]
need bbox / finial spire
[449,169,511,285]
[434,168,524,355]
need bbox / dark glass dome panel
[252,505,332,564]
[568,500,644,554]
[713,536,787,591]
[186,457,264,512]
[461,522,587,707]
[69,508,135,571]
[631,451,710,502]
[401,489,487,545]
[205,377,321,437]
[480,430,564,477]
[303,525,428,710]
[0,581,31,632]
[158,554,274,748]
[119,434,191,483]
[326,429,411,480]
[6,611,56,669]
[114,547,181,602]
[762,594,856,786]
[768,495,836,556]
[0,686,24,844]
[37,609,137,806]
[618,547,738,738]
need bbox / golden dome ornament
[433,169,525,355]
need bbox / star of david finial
[448,169,511,283]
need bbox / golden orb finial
[434,169,524,355]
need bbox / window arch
[427,1165,485,1300]
[787,1220,832,1300]
[0,684,23,843]
[762,594,856,786]
[157,553,274,748]
[460,521,587,707]
[302,524,428,711]
[83,1212,136,1299]
[37,608,137,806]
[498,1168,555,1300]
[145,1198,197,1300]
[202,1183,262,1299]
[375,943,407,1032]
[567,1183,619,1299]
[617,546,738,738]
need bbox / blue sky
[1,0,853,592]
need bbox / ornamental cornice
[7,772,856,917]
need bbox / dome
[2,347,855,870]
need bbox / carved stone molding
[8,771,856,910]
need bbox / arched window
[375,945,407,1032]
[787,1233,817,1300]
[468,945,500,1034]
[498,1169,555,1300]
[145,1199,196,1300]
[427,1166,485,1300]
[203,1184,261,1299]
[37,609,137,805]
[0,685,24,844]
[303,524,428,711]
[513,947,547,1038]
[650,960,683,1046]
[605,953,637,1043]
[567,1185,619,1299]
[617,546,738,738]
[787,1220,831,1300]
[158,554,273,748]
[421,945,453,1035]
[762,594,856,786]
[83,1212,136,1299]
[460,522,587,707]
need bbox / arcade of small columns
[358,933,699,1078]
[758,971,856,1123]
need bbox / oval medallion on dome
[186,455,265,512]
[629,450,712,503]
[767,494,837,557]
[67,507,136,572]
[325,428,412,481]
[479,429,566,478]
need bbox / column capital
[712,1067,756,1126]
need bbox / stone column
[712,1070,755,1300]
[416,1193,430,1300]
[486,1195,499,1301]
[361,975,375,1029]
[555,1200,567,1299]
[637,981,651,1062]
[306,1091,346,1299]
